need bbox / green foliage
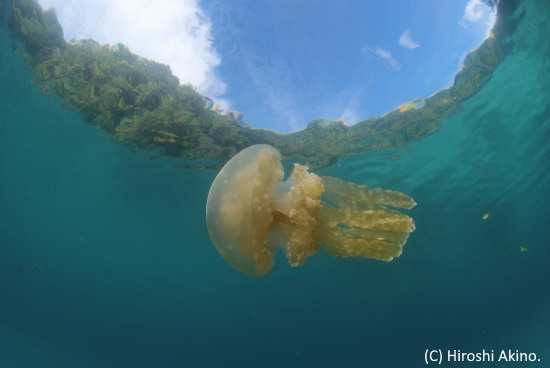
[7,0,516,170]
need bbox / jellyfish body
[206,144,416,277]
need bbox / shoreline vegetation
[2,0,518,170]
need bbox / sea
[0,0,549,367]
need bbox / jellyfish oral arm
[267,164,324,266]
[266,163,416,265]
[314,176,416,261]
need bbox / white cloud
[339,108,360,125]
[399,29,421,49]
[463,0,485,22]
[459,0,496,31]
[243,60,302,132]
[458,0,497,51]
[363,47,401,71]
[38,0,226,98]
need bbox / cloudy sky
[38,0,495,132]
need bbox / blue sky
[38,0,495,133]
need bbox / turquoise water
[1,0,549,367]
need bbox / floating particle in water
[483,213,490,220]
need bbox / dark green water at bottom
[1,1,549,367]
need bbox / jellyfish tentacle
[315,206,415,233]
[321,176,416,210]
[313,177,416,262]
[315,225,405,261]
[339,226,412,245]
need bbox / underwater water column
[0,0,549,367]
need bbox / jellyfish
[206,144,416,277]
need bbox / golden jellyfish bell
[205,144,416,277]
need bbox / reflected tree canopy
[3,0,518,170]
